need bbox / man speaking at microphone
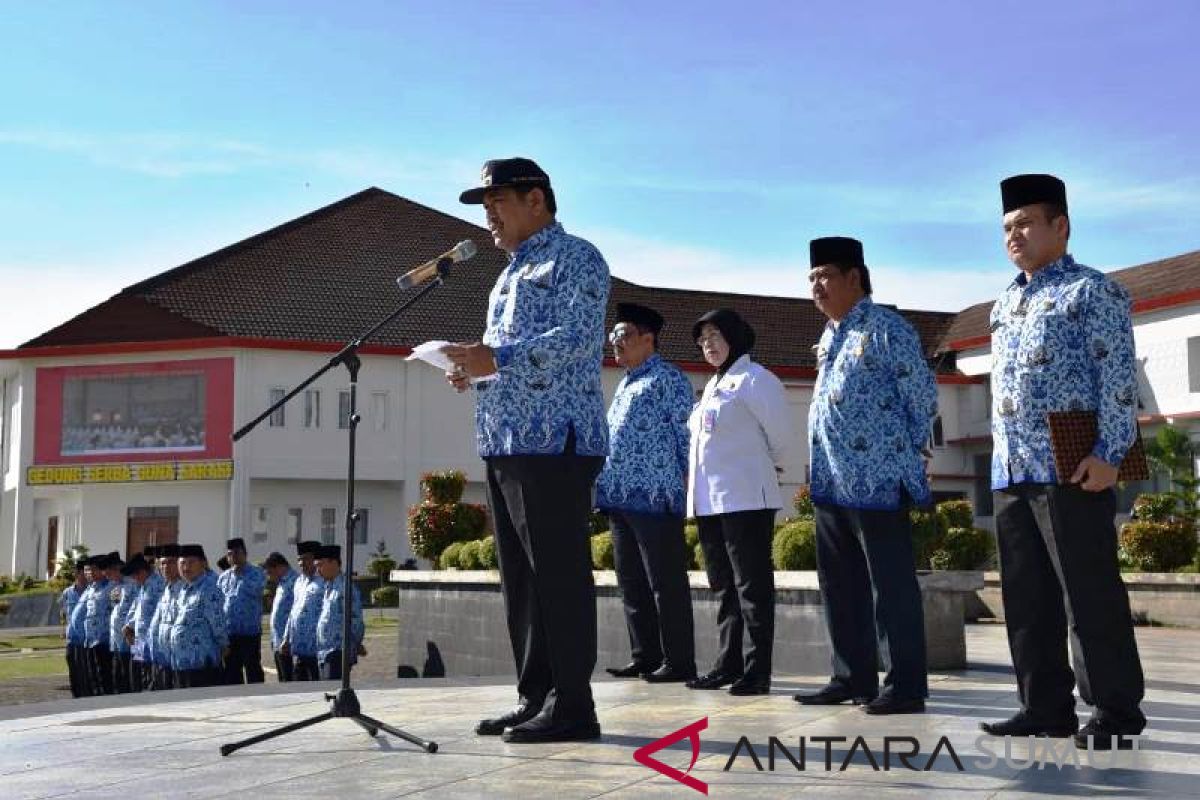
[444,157,610,744]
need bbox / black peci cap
[1001,173,1067,214]
[809,236,865,269]
[315,544,341,561]
[615,302,665,335]
[179,544,207,560]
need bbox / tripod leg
[220,712,334,757]
[355,713,439,753]
[352,718,379,737]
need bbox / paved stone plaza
[1,624,1197,799]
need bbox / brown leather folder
[1046,410,1149,483]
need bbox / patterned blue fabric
[148,579,183,667]
[285,572,324,657]
[108,578,137,654]
[61,585,83,631]
[65,587,87,645]
[169,571,228,671]
[990,254,1138,489]
[809,297,939,511]
[217,563,266,636]
[316,573,364,662]
[82,578,112,648]
[128,572,165,662]
[476,221,611,457]
[595,354,694,516]
[269,569,298,650]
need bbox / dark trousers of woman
[696,508,777,681]
[293,654,320,681]
[274,649,294,682]
[86,644,114,695]
[319,650,345,681]
[130,658,149,692]
[486,442,605,723]
[112,650,133,694]
[153,665,175,691]
[813,501,928,701]
[609,510,696,675]
[995,484,1145,729]
[223,634,265,684]
[174,666,221,689]
[66,644,90,697]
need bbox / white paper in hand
[407,340,497,383]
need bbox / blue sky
[2,0,1198,347]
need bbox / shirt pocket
[511,264,556,330]
[1025,308,1080,366]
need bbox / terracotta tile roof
[938,249,1200,352]
[20,187,957,371]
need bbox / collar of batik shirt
[510,220,563,264]
[1012,253,1076,289]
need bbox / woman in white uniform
[685,308,794,696]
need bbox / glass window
[269,388,286,427]
[286,508,303,544]
[252,506,269,542]
[354,508,369,545]
[320,507,338,545]
[371,391,388,432]
[304,390,320,429]
[60,372,206,455]
[338,391,352,429]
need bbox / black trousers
[994,484,1146,729]
[130,659,149,692]
[86,645,114,695]
[486,447,604,722]
[609,510,696,674]
[112,650,133,694]
[66,643,89,698]
[696,509,777,680]
[175,666,221,689]
[274,649,294,682]
[223,634,265,684]
[153,664,176,691]
[319,650,344,681]
[292,654,320,681]
[814,502,928,700]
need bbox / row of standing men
[61,538,364,696]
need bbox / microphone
[395,240,477,290]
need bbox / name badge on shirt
[702,408,716,433]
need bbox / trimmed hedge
[1120,521,1198,572]
[772,518,817,570]
[370,586,399,607]
[929,527,995,571]
[591,532,615,570]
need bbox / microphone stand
[219,261,454,757]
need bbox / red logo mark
[633,717,709,795]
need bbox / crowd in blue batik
[217,562,266,636]
[82,576,112,647]
[476,221,611,457]
[108,578,137,655]
[149,579,183,667]
[169,570,228,671]
[128,571,166,662]
[989,254,1138,489]
[595,353,694,516]
[269,568,298,650]
[61,584,83,634]
[809,297,939,510]
[285,572,324,657]
[315,573,364,663]
[66,588,87,645]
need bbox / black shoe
[979,712,1078,738]
[793,683,876,706]
[475,703,541,736]
[863,695,925,715]
[728,676,770,696]
[501,713,602,744]
[1074,718,1143,750]
[686,670,742,690]
[643,664,696,684]
[606,661,656,679]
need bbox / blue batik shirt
[475,221,611,457]
[269,569,298,650]
[315,573,364,663]
[285,572,324,658]
[809,297,939,511]
[128,572,165,662]
[990,254,1138,490]
[66,587,88,645]
[61,585,83,633]
[217,563,266,637]
[82,578,112,648]
[169,571,228,671]
[109,578,137,654]
[595,354,694,516]
[149,579,183,667]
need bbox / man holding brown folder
[980,173,1146,751]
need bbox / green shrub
[477,536,498,569]
[371,586,399,607]
[262,585,275,614]
[909,508,943,569]
[772,519,817,570]
[421,470,466,504]
[0,576,10,595]
[793,485,815,519]
[589,510,610,536]
[693,543,706,572]
[1119,521,1198,572]
[1132,493,1179,523]
[591,532,614,570]
[452,503,489,541]
[928,527,995,571]
[408,501,458,561]
[15,574,35,592]
[457,540,484,570]
[936,499,975,530]
[683,522,701,569]
[439,542,465,570]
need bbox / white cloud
[0,263,150,349]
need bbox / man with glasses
[596,302,697,685]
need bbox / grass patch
[0,583,58,598]
[365,616,398,629]
[0,635,66,652]
[0,653,67,680]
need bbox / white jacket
[687,354,794,516]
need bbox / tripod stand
[219,266,452,757]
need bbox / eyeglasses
[695,333,724,347]
[608,325,642,344]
